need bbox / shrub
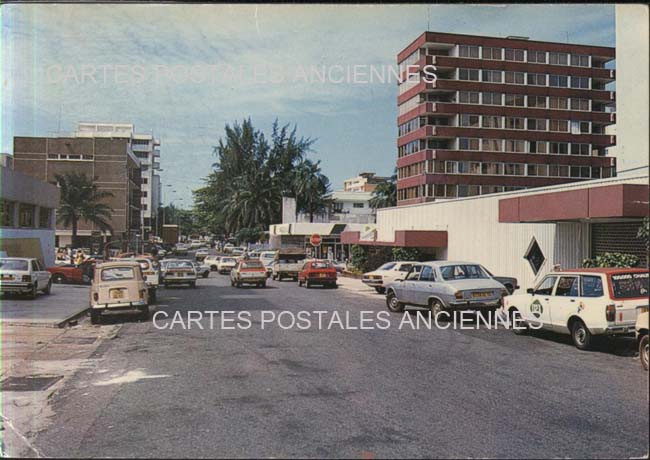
[582,252,639,268]
[349,244,368,272]
[392,247,421,261]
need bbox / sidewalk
[336,275,383,298]
[0,285,90,328]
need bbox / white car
[259,251,277,277]
[222,243,234,253]
[217,257,238,274]
[190,240,204,249]
[0,257,52,298]
[174,243,189,254]
[205,255,221,271]
[505,268,648,350]
[231,247,246,256]
[192,261,211,278]
[195,248,209,261]
[362,261,418,294]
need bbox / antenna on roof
[427,5,430,30]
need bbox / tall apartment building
[13,125,144,247]
[75,123,162,238]
[396,32,616,205]
[343,172,390,193]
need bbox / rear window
[222,258,236,263]
[0,259,28,271]
[440,264,488,280]
[311,262,332,269]
[101,267,135,281]
[242,261,264,269]
[610,272,649,299]
[169,261,194,269]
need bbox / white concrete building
[296,191,376,224]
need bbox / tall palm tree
[293,159,332,222]
[55,172,114,249]
[370,170,397,209]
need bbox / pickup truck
[271,249,307,281]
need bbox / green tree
[392,247,421,261]
[55,172,114,249]
[293,159,332,222]
[370,169,397,209]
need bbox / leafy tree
[392,247,421,261]
[55,172,114,249]
[370,169,397,209]
[235,227,264,245]
[349,244,368,272]
[582,253,639,268]
[293,159,332,222]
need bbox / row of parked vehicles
[373,260,648,369]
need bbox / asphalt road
[33,261,649,458]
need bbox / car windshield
[440,264,488,280]
[222,258,236,263]
[610,272,649,299]
[101,266,135,281]
[0,259,29,271]
[134,260,151,270]
[242,261,264,269]
[378,262,397,271]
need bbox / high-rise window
[528,50,546,63]
[459,45,479,58]
[505,163,525,175]
[505,140,526,153]
[482,70,502,83]
[482,47,502,60]
[549,74,569,87]
[505,117,525,130]
[482,116,502,128]
[571,76,590,89]
[505,94,525,107]
[571,54,590,67]
[481,92,502,105]
[482,139,502,151]
[459,114,480,127]
[527,73,546,86]
[549,52,569,65]
[504,48,525,61]
[18,204,34,228]
[549,96,568,109]
[527,119,547,131]
[459,91,480,104]
[528,96,547,108]
[504,71,525,84]
[458,138,480,151]
[571,143,590,155]
[458,68,480,81]
[549,142,569,154]
[549,119,569,132]
[530,141,548,154]
[570,98,590,111]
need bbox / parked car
[48,259,97,285]
[192,261,211,278]
[231,247,246,256]
[129,257,160,303]
[385,261,506,315]
[0,257,52,299]
[230,259,267,288]
[363,261,418,294]
[271,249,307,281]
[259,251,277,277]
[223,243,234,253]
[504,268,649,350]
[190,240,204,249]
[636,306,649,371]
[483,267,519,294]
[90,261,149,324]
[161,260,197,287]
[217,257,238,274]
[205,255,221,271]
[332,261,347,273]
[195,248,209,261]
[298,260,337,288]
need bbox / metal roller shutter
[591,221,647,266]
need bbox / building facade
[343,172,389,192]
[396,32,617,205]
[1,164,60,266]
[296,191,376,224]
[75,123,162,239]
[12,133,142,249]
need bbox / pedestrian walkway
[336,275,381,298]
[0,285,90,328]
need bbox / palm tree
[55,172,114,249]
[293,159,332,222]
[370,170,397,209]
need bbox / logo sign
[310,233,322,247]
[530,299,544,318]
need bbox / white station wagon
[0,257,52,298]
[505,268,649,350]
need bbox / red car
[298,260,337,289]
[48,259,97,285]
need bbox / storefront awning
[341,230,447,248]
[499,184,649,223]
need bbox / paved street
[23,269,648,458]
[0,285,89,327]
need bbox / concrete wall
[0,229,56,267]
[614,5,650,171]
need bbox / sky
[1,4,615,207]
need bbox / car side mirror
[527,288,534,295]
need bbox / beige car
[636,306,649,371]
[90,261,149,324]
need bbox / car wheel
[202,272,209,278]
[639,335,649,371]
[386,291,404,313]
[430,300,447,321]
[230,279,235,287]
[52,273,66,284]
[43,280,52,295]
[510,309,527,335]
[149,289,157,304]
[28,284,38,300]
[211,265,217,271]
[90,310,101,325]
[330,283,338,289]
[139,308,150,321]
[298,279,303,287]
[571,319,592,351]
[374,287,385,294]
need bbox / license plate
[111,290,124,299]
[319,273,327,278]
[472,292,491,298]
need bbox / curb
[0,307,90,329]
